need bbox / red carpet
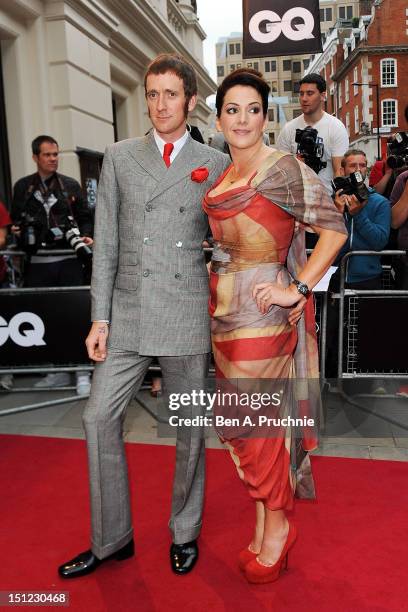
[1,434,407,612]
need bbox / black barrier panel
[0,289,91,366]
[356,297,408,371]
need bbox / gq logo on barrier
[249,7,315,43]
[0,313,46,347]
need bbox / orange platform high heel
[244,521,297,584]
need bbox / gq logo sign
[243,0,322,58]
[0,313,46,347]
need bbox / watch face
[293,280,309,295]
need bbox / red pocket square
[191,167,209,182]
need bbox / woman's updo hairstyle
[215,68,270,118]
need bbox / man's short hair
[341,149,367,168]
[299,73,327,93]
[144,53,197,105]
[31,135,58,156]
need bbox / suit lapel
[148,135,211,203]
[127,131,166,183]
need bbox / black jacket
[11,172,93,251]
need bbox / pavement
[1,375,408,461]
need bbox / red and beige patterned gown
[203,152,346,510]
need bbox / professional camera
[386,132,408,169]
[43,215,92,263]
[332,172,370,203]
[295,126,327,174]
[16,212,42,255]
[64,216,92,263]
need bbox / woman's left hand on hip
[252,279,301,314]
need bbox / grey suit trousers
[82,350,209,559]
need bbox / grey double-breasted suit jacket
[90,131,230,355]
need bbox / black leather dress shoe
[170,540,198,575]
[58,538,134,579]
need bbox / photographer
[11,135,93,287]
[370,132,408,197]
[330,149,390,290]
[10,135,93,394]
[390,168,408,289]
[277,74,349,196]
[326,150,390,384]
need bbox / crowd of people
[0,55,407,584]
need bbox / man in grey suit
[58,54,229,578]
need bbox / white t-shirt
[277,111,349,195]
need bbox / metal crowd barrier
[0,249,173,419]
[2,248,406,421]
[332,250,408,399]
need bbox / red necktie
[163,143,174,168]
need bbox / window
[381,58,397,87]
[271,81,278,93]
[217,65,224,78]
[345,112,350,136]
[268,109,274,122]
[283,80,292,92]
[339,6,353,19]
[293,81,300,94]
[293,109,302,119]
[338,82,342,108]
[382,99,398,127]
[283,60,291,71]
[265,60,276,72]
[293,61,301,73]
[303,59,310,70]
[320,7,332,21]
[236,63,241,68]
[230,64,235,72]
[228,43,241,56]
[253,62,259,71]
[247,62,252,68]
[354,106,359,133]
[345,78,349,103]
[354,68,358,95]
[269,132,275,145]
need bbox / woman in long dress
[203,69,347,584]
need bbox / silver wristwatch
[291,278,310,297]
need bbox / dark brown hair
[299,73,327,93]
[144,53,197,114]
[32,135,58,156]
[215,68,270,118]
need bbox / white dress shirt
[153,129,189,163]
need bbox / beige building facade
[0,0,215,203]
